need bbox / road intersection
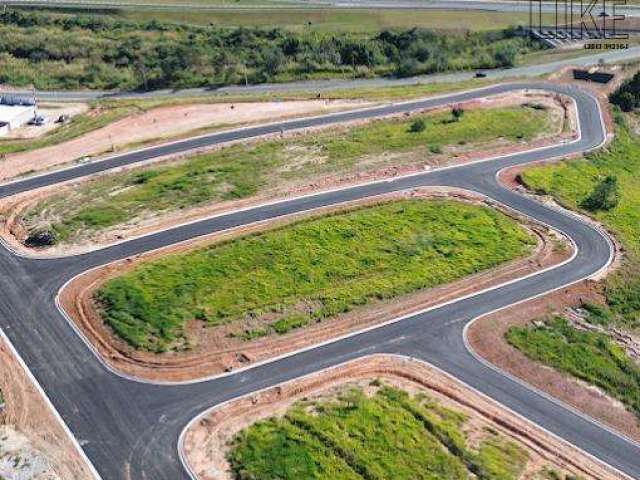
[1,82,639,479]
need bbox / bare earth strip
[182,354,623,480]
[0,91,577,257]
[58,189,574,382]
[0,336,93,479]
[0,99,370,182]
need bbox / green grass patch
[26,104,552,245]
[95,199,534,351]
[506,317,640,417]
[228,384,530,480]
[116,8,548,33]
[521,117,640,329]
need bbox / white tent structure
[0,95,36,136]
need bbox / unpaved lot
[182,354,623,480]
[58,189,574,382]
[2,103,88,140]
[0,99,368,182]
[0,336,92,479]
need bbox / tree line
[0,10,541,91]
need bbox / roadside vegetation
[95,199,534,351]
[507,317,640,417]
[228,383,533,480]
[0,9,542,90]
[522,112,640,330]
[609,70,640,112]
[511,88,640,418]
[24,104,553,246]
[116,8,545,33]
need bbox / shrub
[452,106,465,121]
[408,118,426,133]
[581,175,620,211]
[24,229,56,247]
[0,9,542,91]
[610,72,640,112]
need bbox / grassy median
[228,384,530,480]
[95,199,534,351]
[25,104,553,247]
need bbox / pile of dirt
[0,336,93,479]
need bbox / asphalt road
[5,47,640,102]
[0,82,639,480]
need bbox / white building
[0,95,36,137]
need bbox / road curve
[0,82,638,480]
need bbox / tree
[582,175,620,211]
[452,106,465,121]
[610,72,640,112]
[395,57,420,77]
[408,118,426,133]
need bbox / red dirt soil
[0,335,93,479]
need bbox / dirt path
[0,99,369,182]
[182,354,624,480]
[0,335,93,479]
[58,189,574,382]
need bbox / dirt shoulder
[0,99,370,182]
[58,189,574,382]
[1,90,577,258]
[182,354,624,480]
[0,335,93,479]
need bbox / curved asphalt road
[0,82,639,480]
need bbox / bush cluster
[610,71,640,112]
[0,10,540,90]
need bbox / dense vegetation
[25,104,552,246]
[610,71,640,112]
[95,200,534,351]
[0,9,541,90]
[507,317,640,417]
[228,384,532,480]
[522,115,640,330]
